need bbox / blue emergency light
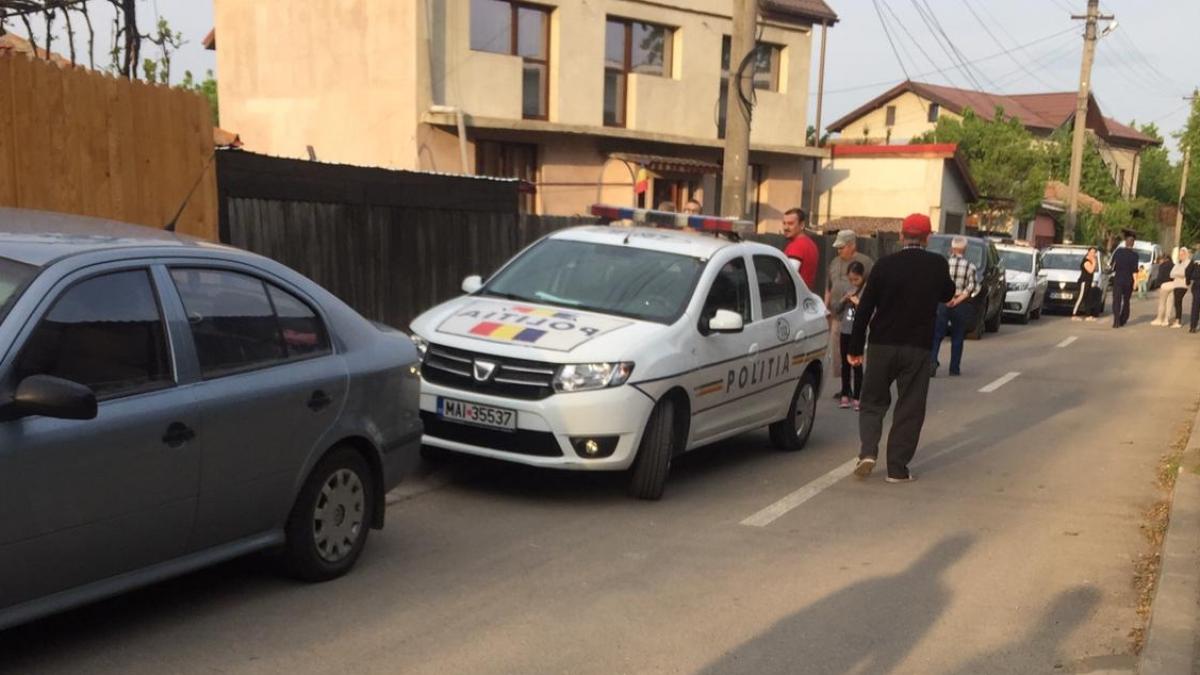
[589,204,753,239]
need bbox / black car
[927,233,1006,339]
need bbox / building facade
[816,144,978,234]
[824,81,1160,199]
[211,0,836,231]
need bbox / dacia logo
[473,359,497,382]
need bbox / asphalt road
[3,298,1198,675]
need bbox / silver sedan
[0,208,422,630]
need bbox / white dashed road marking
[740,458,858,527]
[1056,336,1078,348]
[979,372,1021,393]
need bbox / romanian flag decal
[469,321,547,344]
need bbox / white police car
[409,210,829,499]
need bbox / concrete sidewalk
[1140,404,1200,674]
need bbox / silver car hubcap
[794,383,815,439]
[313,468,365,563]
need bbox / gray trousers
[858,343,933,479]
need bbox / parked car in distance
[927,233,1006,339]
[410,222,830,500]
[996,243,1047,324]
[1127,240,1164,289]
[1039,244,1109,314]
[0,208,422,631]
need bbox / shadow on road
[940,585,1105,674]
[698,533,974,675]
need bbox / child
[1135,266,1149,299]
[837,261,866,411]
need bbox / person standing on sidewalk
[1169,247,1191,328]
[930,236,979,377]
[1152,254,1176,326]
[1110,230,1139,328]
[826,229,874,398]
[847,214,955,483]
[782,208,819,292]
[1188,248,1200,333]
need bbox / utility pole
[1065,0,1113,243]
[1177,144,1192,250]
[808,20,829,227]
[720,0,757,219]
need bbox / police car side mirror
[706,309,744,334]
[788,258,801,273]
[462,275,483,294]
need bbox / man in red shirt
[782,207,819,290]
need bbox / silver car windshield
[0,257,37,325]
[480,239,705,324]
[1042,252,1085,270]
[998,250,1034,273]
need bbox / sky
[808,0,1199,158]
[9,0,1198,157]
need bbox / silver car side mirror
[461,275,483,294]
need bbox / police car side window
[700,257,752,326]
[754,255,797,318]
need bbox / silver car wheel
[313,468,365,563]
[794,381,816,440]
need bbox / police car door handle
[748,343,759,355]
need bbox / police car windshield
[481,239,704,324]
[0,257,37,326]
[1042,252,1084,270]
[998,249,1034,273]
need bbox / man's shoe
[885,473,917,484]
[853,457,876,478]
[949,369,961,376]
[930,362,939,378]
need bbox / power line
[880,0,965,90]
[870,0,912,81]
[907,0,987,91]
[960,0,1059,90]
[809,26,1080,97]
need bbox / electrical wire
[907,0,987,91]
[880,0,964,90]
[960,0,1059,90]
[871,0,911,81]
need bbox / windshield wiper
[533,291,582,306]
[478,290,531,302]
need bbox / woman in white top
[1169,247,1192,328]
[1152,254,1177,325]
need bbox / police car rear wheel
[770,373,817,452]
[627,398,676,501]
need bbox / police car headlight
[409,333,429,361]
[1008,281,1031,291]
[554,362,634,393]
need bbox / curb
[1139,404,1200,674]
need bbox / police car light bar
[589,204,754,239]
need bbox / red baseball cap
[901,213,932,237]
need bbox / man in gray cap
[826,229,874,398]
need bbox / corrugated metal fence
[218,151,596,329]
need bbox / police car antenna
[164,150,218,232]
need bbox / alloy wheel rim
[795,383,815,439]
[313,468,365,563]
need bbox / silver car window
[14,269,173,399]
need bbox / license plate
[437,397,517,432]
[1050,292,1072,300]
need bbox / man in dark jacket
[1188,247,1200,333]
[847,214,955,483]
[1110,230,1140,328]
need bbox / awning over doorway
[608,153,722,175]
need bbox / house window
[927,102,940,123]
[605,18,674,127]
[885,105,897,127]
[719,38,783,137]
[477,140,539,213]
[470,0,550,120]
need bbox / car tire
[770,372,818,452]
[968,301,985,341]
[985,303,1002,332]
[627,398,676,501]
[1031,305,1042,320]
[282,446,375,582]
[1016,307,1030,324]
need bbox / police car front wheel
[627,398,677,501]
[770,372,818,452]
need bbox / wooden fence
[218,151,596,329]
[0,53,217,239]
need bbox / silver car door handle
[748,343,759,355]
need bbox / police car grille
[422,344,557,400]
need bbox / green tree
[1044,127,1121,204]
[1176,92,1200,245]
[1134,122,1178,204]
[181,69,219,126]
[913,107,1049,220]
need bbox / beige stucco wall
[834,91,958,143]
[818,155,970,232]
[1100,143,1141,198]
[213,0,423,168]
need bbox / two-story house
[823,80,1160,199]
[210,0,836,231]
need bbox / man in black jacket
[847,214,955,483]
[1110,230,1140,328]
[1188,247,1200,333]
